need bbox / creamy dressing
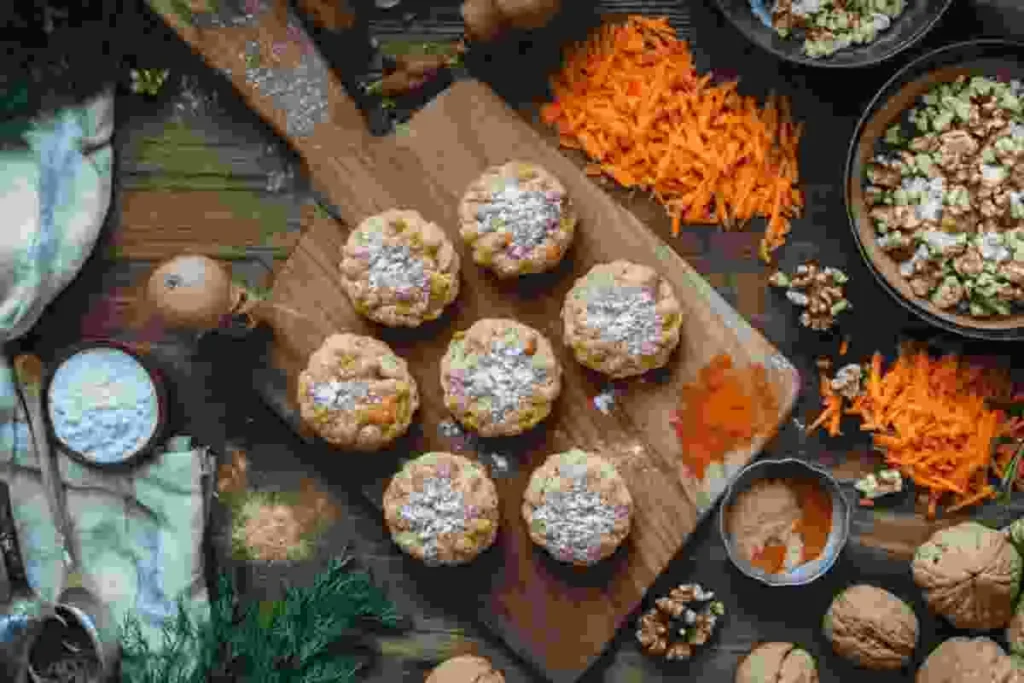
[978,233,1012,263]
[871,13,891,31]
[920,230,962,252]
[899,244,931,277]
[982,164,1006,183]
[903,176,945,221]
[780,0,822,16]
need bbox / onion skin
[146,254,236,329]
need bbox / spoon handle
[0,481,32,598]
[12,355,80,580]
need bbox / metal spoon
[12,355,119,680]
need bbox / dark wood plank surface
[17,1,1024,682]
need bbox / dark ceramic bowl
[713,0,952,68]
[845,39,1024,341]
[42,340,168,471]
[718,458,851,587]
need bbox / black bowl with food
[713,0,952,68]
[41,340,169,471]
[846,39,1024,341]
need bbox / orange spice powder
[734,477,833,575]
[790,477,833,564]
[672,354,780,480]
[750,542,788,574]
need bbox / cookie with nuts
[383,452,500,566]
[636,583,725,661]
[562,260,683,378]
[522,450,633,566]
[340,208,461,328]
[297,333,419,451]
[440,318,562,437]
[458,161,577,279]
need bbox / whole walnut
[1007,585,1024,662]
[735,642,818,683]
[426,655,505,683]
[822,584,918,670]
[916,637,1018,683]
[912,522,1023,631]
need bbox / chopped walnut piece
[636,583,723,661]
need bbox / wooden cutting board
[263,79,801,682]
[148,4,799,680]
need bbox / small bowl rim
[42,340,169,471]
[717,457,852,587]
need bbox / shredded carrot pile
[814,350,1017,518]
[672,354,779,480]
[540,15,804,261]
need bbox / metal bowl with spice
[717,458,851,587]
[41,340,169,471]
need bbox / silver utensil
[13,355,119,681]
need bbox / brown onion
[146,254,241,329]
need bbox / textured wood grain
[144,3,800,681]
[115,190,302,259]
[263,84,800,682]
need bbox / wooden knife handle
[0,481,32,597]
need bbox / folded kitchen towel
[0,87,114,344]
[0,356,215,652]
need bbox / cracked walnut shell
[822,584,918,670]
[912,522,1023,631]
[916,637,1019,683]
[426,654,505,683]
[735,642,818,683]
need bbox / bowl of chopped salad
[846,39,1024,340]
[714,0,952,68]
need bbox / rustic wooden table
[19,1,1024,682]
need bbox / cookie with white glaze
[297,333,419,451]
[562,260,683,378]
[383,452,499,566]
[458,161,576,279]
[522,450,633,566]
[340,209,460,327]
[440,318,562,437]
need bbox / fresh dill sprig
[118,556,403,683]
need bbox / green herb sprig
[119,555,403,683]
[130,69,170,97]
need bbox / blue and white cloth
[0,90,212,652]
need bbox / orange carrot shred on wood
[543,15,803,261]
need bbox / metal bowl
[712,0,952,69]
[845,39,1024,341]
[717,458,851,587]
[42,340,169,471]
